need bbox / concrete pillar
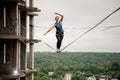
[29,16,34,69]
[29,0,33,8]
[16,3,20,73]
[29,0,34,80]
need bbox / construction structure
[0,0,40,80]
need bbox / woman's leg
[56,34,61,50]
[56,33,64,51]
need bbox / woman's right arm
[43,25,55,35]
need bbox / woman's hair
[55,16,59,21]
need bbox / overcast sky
[27,0,120,52]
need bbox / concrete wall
[0,39,17,74]
[0,1,27,75]
[0,2,17,35]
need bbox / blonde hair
[55,16,60,21]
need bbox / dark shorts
[56,31,64,35]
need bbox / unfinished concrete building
[0,0,40,80]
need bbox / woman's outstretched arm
[43,25,55,35]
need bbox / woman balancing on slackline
[44,13,64,53]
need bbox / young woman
[44,13,64,53]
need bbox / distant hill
[33,52,120,69]
[31,52,120,79]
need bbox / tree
[110,62,119,71]
[72,75,80,80]
[72,75,85,80]
[85,71,93,77]
[116,72,120,80]
[34,76,40,80]
[51,73,58,78]
[40,76,49,80]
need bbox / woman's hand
[54,13,58,15]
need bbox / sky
[27,0,120,52]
